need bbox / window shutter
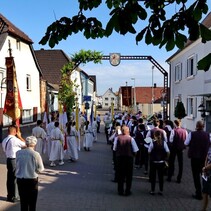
[193,97,197,118]
[180,63,182,80]
[194,54,198,76]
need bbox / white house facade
[167,13,211,132]
[0,14,41,126]
[102,88,118,109]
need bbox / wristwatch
[109,53,121,66]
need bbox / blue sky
[1,0,206,95]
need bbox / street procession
[1,1,211,211]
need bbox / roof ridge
[0,13,33,43]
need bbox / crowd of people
[2,109,211,211]
[1,111,98,211]
[106,111,211,211]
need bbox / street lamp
[131,78,136,113]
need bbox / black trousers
[105,127,110,143]
[97,122,100,132]
[150,161,165,192]
[168,149,183,181]
[17,178,38,211]
[191,158,204,197]
[116,156,133,194]
[6,158,19,200]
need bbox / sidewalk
[0,129,210,211]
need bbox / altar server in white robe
[66,121,79,162]
[83,121,94,151]
[32,120,47,155]
[49,121,64,167]
[46,116,56,157]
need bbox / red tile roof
[134,87,169,104]
[34,49,71,85]
[0,13,32,44]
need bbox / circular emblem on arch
[109,53,121,66]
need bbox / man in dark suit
[185,120,210,200]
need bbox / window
[26,74,31,91]
[187,56,195,77]
[16,39,21,50]
[187,97,196,118]
[105,103,108,106]
[175,63,182,81]
[22,109,33,123]
[105,97,108,101]
[111,97,115,101]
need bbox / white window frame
[22,109,33,123]
[175,63,182,82]
[16,39,21,50]
[187,54,197,78]
[26,74,31,91]
[187,97,197,118]
[105,97,108,101]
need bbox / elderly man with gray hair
[16,136,44,211]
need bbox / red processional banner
[121,86,132,107]
[3,57,22,121]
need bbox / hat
[26,136,37,146]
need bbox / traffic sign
[83,95,91,101]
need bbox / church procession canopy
[102,55,169,119]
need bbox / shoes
[84,147,87,151]
[50,162,56,167]
[176,179,181,184]
[149,191,155,195]
[158,191,163,195]
[118,191,124,196]
[125,191,132,196]
[192,194,202,200]
[59,161,64,166]
[68,158,75,162]
[7,197,20,203]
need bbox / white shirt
[169,127,188,143]
[184,132,192,146]
[96,115,101,123]
[148,140,170,153]
[146,127,167,142]
[2,135,26,158]
[113,135,139,153]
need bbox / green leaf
[200,24,211,43]
[136,27,147,44]
[166,38,175,51]
[49,36,56,48]
[145,29,152,45]
[197,53,211,72]
[175,33,187,49]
